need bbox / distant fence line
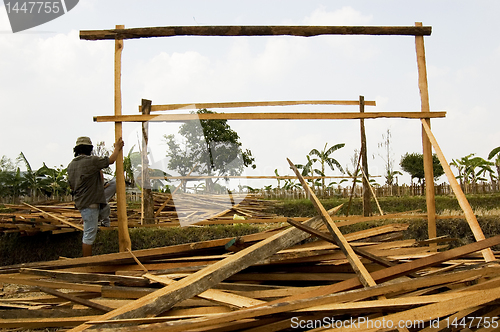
[1,182,498,204]
[255,182,500,200]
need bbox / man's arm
[108,137,124,165]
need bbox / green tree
[165,109,256,193]
[400,152,444,185]
[308,142,345,191]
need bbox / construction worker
[67,136,124,257]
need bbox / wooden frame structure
[80,23,494,262]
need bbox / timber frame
[80,23,494,262]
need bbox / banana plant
[309,142,345,192]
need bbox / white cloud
[303,6,373,26]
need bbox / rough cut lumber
[66,207,342,331]
[114,24,132,252]
[288,158,376,288]
[93,111,447,123]
[420,119,495,262]
[37,286,112,312]
[415,22,437,252]
[79,25,432,41]
[139,99,376,112]
[104,264,500,332]
[336,286,500,331]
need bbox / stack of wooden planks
[0,193,279,235]
[1,210,499,331]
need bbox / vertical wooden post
[115,24,132,251]
[141,99,154,224]
[415,22,437,250]
[359,95,372,217]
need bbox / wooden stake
[415,22,437,251]
[115,24,132,252]
[420,119,495,262]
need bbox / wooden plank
[287,158,376,288]
[140,99,376,112]
[286,219,415,274]
[66,206,343,331]
[415,22,437,251]
[93,111,447,123]
[115,24,132,252]
[420,119,495,262]
[37,286,112,312]
[20,268,150,287]
[336,286,500,331]
[79,25,432,41]
[0,316,100,329]
[22,203,83,231]
[0,275,102,293]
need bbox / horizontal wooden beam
[150,175,381,180]
[80,25,432,41]
[139,100,377,112]
[94,111,446,123]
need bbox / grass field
[1,193,499,266]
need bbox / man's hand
[109,137,125,165]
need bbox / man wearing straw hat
[67,136,124,257]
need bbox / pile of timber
[1,210,500,331]
[0,193,279,235]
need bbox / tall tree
[400,152,444,187]
[165,109,256,193]
[308,142,345,191]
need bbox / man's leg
[80,207,99,257]
[100,179,116,227]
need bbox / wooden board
[93,111,447,123]
[140,99,376,112]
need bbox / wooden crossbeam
[94,111,446,123]
[139,100,376,112]
[80,25,432,41]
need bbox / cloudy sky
[1,0,499,190]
